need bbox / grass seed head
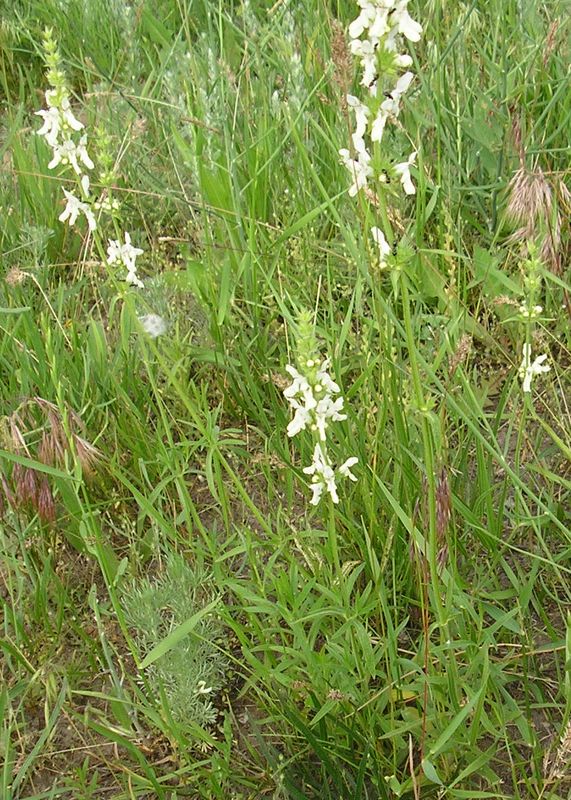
[37,477,56,524]
[0,473,15,511]
[5,267,27,287]
[73,434,102,477]
[543,20,560,67]
[330,20,351,108]
[448,333,472,376]
[506,167,553,229]
[546,719,571,779]
[506,166,564,272]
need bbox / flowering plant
[35,29,146,293]
[340,0,422,200]
[283,313,357,506]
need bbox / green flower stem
[400,274,445,632]
[327,494,340,578]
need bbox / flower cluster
[515,244,551,395]
[35,30,97,232]
[339,0,422,200]
[283,314,357,506]
[107,232,145,288]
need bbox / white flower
[58,189,96,231]
[138,314,168,338]
[125,270,144,289]
[371,109,388,143]
[48,135,94,174]
[36,106,63,147]
[339,148,373,196]
[371,72,414,142]
[314,360,341,394]
[48,139,78,172]
[394,151,417,195]
[393,2,423,41]
[392,70,415,98]
[284,367,317,420]
[349,38,378,88]
[380,71,414,118]
[394,53,413,68]
[301,446,358,505]
[59,98,84,134]
[518,344,550,393]
[347,95,371,153]
[338,457,358,481]
[284,364,312,400]
[371,226,391,266]
[314,396,347,441]
[370,8,391,40]
[107,231,144,271]
[287,401,313,437]
[76,134,94,170]
[348,6,376,39]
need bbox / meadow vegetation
[0,0,570,797]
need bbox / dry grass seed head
[0,473,14,510]
[509,110,525,167]
[546,718,571,780]
[436,467,451,543]
[73,435,102,477]
[506,166,564,272]
[330,19,351,109]
[543,20,560,67]
[5,267,27,287]
[506,167,553,229]
[448,333,472,376]
[37,477,56,524]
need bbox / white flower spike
[36,94,83,148]
[283,344,358,506]
[341,0,422,193]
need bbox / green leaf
[0,449,78,481]
[139,597,220,669]
[421,757,443,786]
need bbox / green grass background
[0,0,570,797]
